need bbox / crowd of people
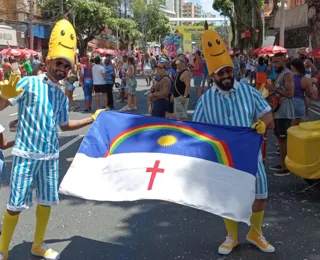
[0,20,319,258]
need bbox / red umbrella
[262,45,287,54]
[0,48,21,56]
[253,48,263,54]
[235,50,241,55]
[308,49,320,58]
[19,48,38,56]
[228,50,234,55]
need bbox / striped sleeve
[192,98,206,123]
[8,77,30,106]
[58,96,70,126]
[252,87,271,119]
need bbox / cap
[177,54,188,64]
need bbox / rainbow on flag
[59,112,262,224]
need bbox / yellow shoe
[31,242,60,260]
[218,235,238,255]
[0,252,8,260]
[246,232,275,253]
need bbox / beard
[299,55,305,61]
[48,67,67,81]
[215,76,234,91]
[275,65,284,74]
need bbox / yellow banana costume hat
[46,19,77,65]
[202,24,233,75]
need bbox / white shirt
[92,64,106,85]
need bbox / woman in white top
[11,58,21,75]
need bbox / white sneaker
[218,235,238,255]
[31,242,60,260]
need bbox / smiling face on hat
[47,19,77,65]
[202,30,233,75]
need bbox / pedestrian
[22,58,33,76]
[65,64,80,111]
[266,53,295,176]
[172,54,191,121]
[0,123,15,234]
[104,55,115,109]
[80,57,94,112]
[2,59,12,80]
[196,29,275,255]
[191,50,203,99]
[0,19,104,260]
[92,56,108,109]
[256,56,267,89]
[120,57,137,111]
[148,60,170,117]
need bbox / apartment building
[182,2,202,25]
[0,0,51,51]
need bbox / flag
[59,112,262,224]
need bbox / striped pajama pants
[7,156,59,211]
[255,156,268,199]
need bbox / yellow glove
[91,109,106,120]
[0,74,22,99]
[252,119,266,135]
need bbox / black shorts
[94,84,107,93]
[152,99,168,118]
[167,94,174,113]
[274,119,292,139]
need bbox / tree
[213,0,263,50]
[131,0,171,49]
[41,0,141,54]
[41,0,112,56]
[212,0,235,47]
[308,0,320,70]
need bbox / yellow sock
[223,218,238,237]
[249,210,265,235]
[0,211,20,257]
[33,205,51,246]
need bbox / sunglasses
[55,60,71,70]
[216,67,233,77]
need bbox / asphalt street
[0,78,320,260]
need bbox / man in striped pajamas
[0,19,103,260]
[197,29,275,255]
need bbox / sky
[199,0,221,15]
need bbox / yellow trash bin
[285,121,320,179]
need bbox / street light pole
[279,0,285,47]
[29,0,34,50]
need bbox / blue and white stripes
[9,76,69,160]
[8,156,59,211]
[193,81,271,199]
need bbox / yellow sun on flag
[157,135,177,147]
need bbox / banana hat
[202,26,233,75]
[47,19,77,65]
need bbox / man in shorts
[92,56,108,109]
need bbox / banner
[59,112,262,224]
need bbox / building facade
[266,0,308,55]
[0,0,51,53]
[182,2,202,25]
